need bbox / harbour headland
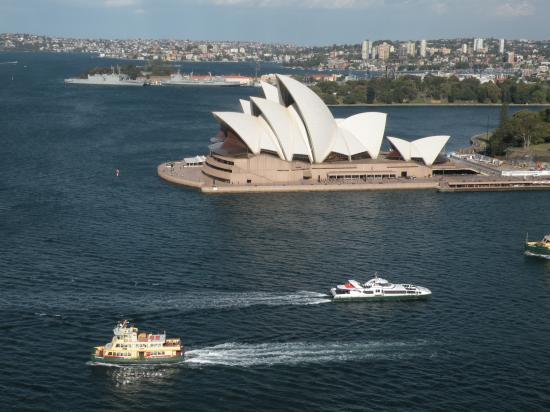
[158,74,550,194]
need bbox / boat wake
[87,361,182,386]
[159,291,331,312]
[185,340,432,368]
[525,251,550,260]
[28,291,331,317]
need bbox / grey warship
[65,67,144,86]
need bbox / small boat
[330,274,431,301]
[91,320,184,365]
[525,233,550,257]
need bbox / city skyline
[0,0,549,45]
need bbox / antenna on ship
[255,59,260,80]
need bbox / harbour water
[2,52,550,411]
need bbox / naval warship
[65,67,145,86]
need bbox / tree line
[311,76,550,105]
[488,106,550,156]
[80,61,174,79]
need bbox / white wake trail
[185,340,430,367]
[159,291,331,312]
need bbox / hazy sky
[1,0,549,45]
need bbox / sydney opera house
[163,74,454,189]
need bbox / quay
[439,178,550,192]
[157,161,550,194]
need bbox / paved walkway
[158,162,550,194]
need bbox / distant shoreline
[328,103,550,107]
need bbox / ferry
[330,274,432,301]
[525,233,550,257]
[91,320,184,365]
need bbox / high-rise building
[499,39,505,54]
[420,40,427,58]
[462,43,469,54]
[473,38,484,52]
[361,40,370,61]
[406,41,416,57]
[377,42,391,61]
[398,43,408,59]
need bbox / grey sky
[0,0,548,44]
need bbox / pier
[439,178,550,192]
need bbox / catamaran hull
[525,245,550,257]
[90,355,184,365]
[330,289,431,302]
[331,294,431,302]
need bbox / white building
[473,38,484,52]
[499,39,505,54]
[193,75,451,185]
[406,41,416,57]
[420,40,427,58]
[361,40,370,61]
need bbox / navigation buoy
[115,169,120,177]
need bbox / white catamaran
[330,274,432,301]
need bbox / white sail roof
[387,135,450,166]
[239,99,252,115]
[412,136,450,166]
[213,111,282,158]
[210,75,441,165]
[276,74,338,163]
[250,97,313,162]
[338,113,387,159]
[260,81,281,103]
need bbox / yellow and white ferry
[91,320,184,365]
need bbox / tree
[323,93,338,105]
[499,102,509,128]
[366,86,376,104]
[510,111,545,149]
[485,82,501,103]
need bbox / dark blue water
[2,52,550,411]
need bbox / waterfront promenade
[158,161,550,194]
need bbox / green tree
[366,86,376,104]
[509,111,547,148]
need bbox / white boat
[330,274,431,301]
